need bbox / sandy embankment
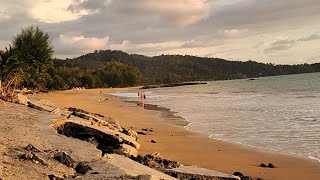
[38,88,320,180]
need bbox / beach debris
[75,162,92,174]
[24,144,40,152]
[20,152,35,160]
[259,163,275,168]
[20,151,47,166]
[47,174,65,180]
[54,151,74,167]
[130,154,180,172]
[141,128,153,132]
[165,166,241,180]
[151,140,157,143]
[137,131,147,135]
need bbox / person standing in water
[138,92,146,108]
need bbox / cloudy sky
[0,0,319,64]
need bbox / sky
[0,0,319,64]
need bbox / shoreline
[37,88,320,180]
[124,100,189,127]
[124,97,320,164]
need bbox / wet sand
[38,88,320,180]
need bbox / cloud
[0,8,10,21]
[0,0,90,23]
[221,29,249,38]
[264,37,296,53]
[298,33,320,42]
[54,34,110,55]
[68,0,110,13]
[134,0,211,26]
[30,0,90,23]
[253,42,264,49]
[69,0,211,27]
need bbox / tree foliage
[13,26,54,89]
[54,50,320,84]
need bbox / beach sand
[37,88,320,180]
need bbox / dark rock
[48,174,64,180]
[151,140,156,143]
[75,162,92,174]
[243,176,253,180]
[141,128,153,132]
[56,121,140,153]
[268,163,275,168]
[259,163,275,168]
[130,154,180,172]
[137,131,146,135]
[233,172,243,177]
[24,144,40,152]
[166,166,240,180]
[233,172,254,180]
[259,163,267,168]
[91,172,99,174]
[54,151,74,167]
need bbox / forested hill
[54,50,320,83]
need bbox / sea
[110,72,320,162]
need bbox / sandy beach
[37,88,320,180]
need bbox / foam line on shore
[109,91,320,164]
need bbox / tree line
[55,50,320,84]
[1,26,319,91]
